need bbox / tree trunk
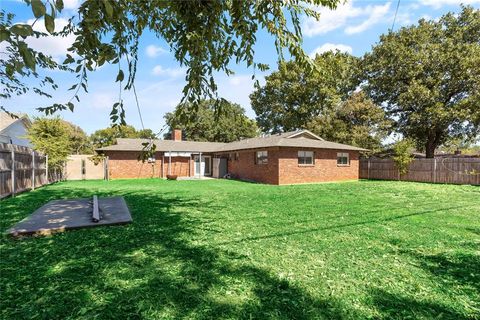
[425,138,436,158]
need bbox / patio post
[169,151,172,175]
[199,152,202,178]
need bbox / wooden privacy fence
[0,143,61,199]
[360,158,480,185]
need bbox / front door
[194,155,211,176]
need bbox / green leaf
[116,69,124,82]
[18,43,36,72]
[0,29,10,42]
[55,0,64,11]
[5,64,14,77]
[10,24,33,37]
[44,14,55,34]
[103,0,113,18]
[31,0,46,18]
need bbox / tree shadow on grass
[1,187,351,319]
[376,238,480,320]
[218,205,471,245]
[406,250,480,294]
[369,288,473,320]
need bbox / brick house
[97,129,366,185]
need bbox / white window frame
[337,152,350,166]
[255,151,268,165]
[298,151,314,165]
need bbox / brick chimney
[172,129,182,141]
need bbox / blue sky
[1,0,478,134]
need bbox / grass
[1,179,479,319]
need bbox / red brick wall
[225,147,280,184]
[162,156,192,177]
[104,151,194,179]
[277,148,359,185]
[223,147,359,185]
[105,151,162,179]
[105,148,359,183]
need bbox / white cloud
[419,0,480,9]
[151,65,186,77]
[303,0,394,36]
[302,1,363,36]
[218,74,265,118]
[228,75,252,86]
[25,18,75,59]
[309,43,353,57]
[63,0,82,10]
[145,45,167,58]
[345,2,391,34]
[91,93,116,109]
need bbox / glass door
[194,155,211,176]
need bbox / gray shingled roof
[97,138,226,152]
[96,130,367,153]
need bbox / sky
[1,0,479,134]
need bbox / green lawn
[1,179,479,319]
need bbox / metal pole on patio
[169,151,172,175]
[199,152,202,178]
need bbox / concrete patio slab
[7,196,132,237]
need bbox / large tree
[306,91,391,151]
[63,121,92,154]
[1,0,340,122]
[27,117,72,170]
[250,51,359,134]
[362,6,480,158]
[90,125,156,149]
[164,99,258,143]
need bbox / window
[298,151,314,165]
[255,151,268,164]
[337,152,350,166]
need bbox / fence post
[367,158,371,179]
[11,147,15,197]
[104,156,109,180]
[433,158,437,184]
[45,154,48,183]
[31,151,35,190]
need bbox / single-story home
[97,129,366,185]
[0,112,32,147]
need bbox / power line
[391,0,401,32]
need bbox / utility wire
[124,54,146,133]
[131,81,145,132]
[391,0,401,32]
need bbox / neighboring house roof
[0,112,32,145]
[368,149,426,159]
[0,112,31,133]
[97,129,367,153]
